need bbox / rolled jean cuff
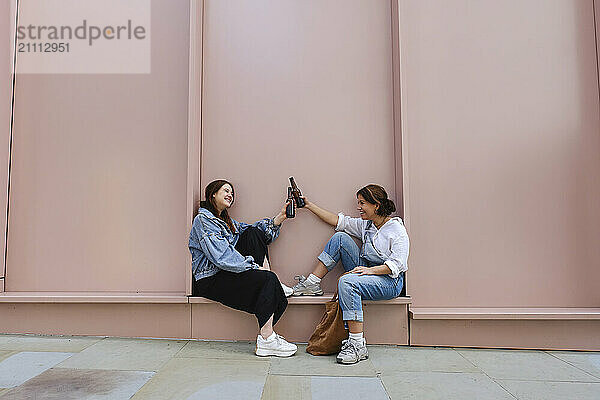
[317,251,336,270]
[342,309,363,322]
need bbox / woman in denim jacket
[292,184,409,364]
[189,179,297,357]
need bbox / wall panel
[6,0,191,292]
[400,0,600,307]
[201,0,396,292]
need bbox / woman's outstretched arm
[303,197,339,227]
[272,203,288,226]
[237,203,289,243]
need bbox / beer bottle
[286,187,295,218]
[289,177,306,208]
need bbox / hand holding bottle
[274,201,291,226]
[299,196,311,209]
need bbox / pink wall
[399,0,600,307]
[0,1,14,283]
[5,0,191,292]
[0,0,598,347]
[200,0,396,292]
[5,0,596,307]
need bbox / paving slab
[369,346,480,374]
[176,340,258,361]
[0,368,154,400]
[131,357,269,400]
[456,348,599,382]
[0,352,74,388]
[310,377,388,400]
[381,371,514,400]
[0,351,15,363]
[498,379,600,400]
[58,338,187,372]
[0,335,102,352]
[261,375,311,400]
[548,351,600,379]
[186,380,265,400]
[269,345,377,377]
[262,375,389,400]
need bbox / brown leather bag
[306,291,349,355]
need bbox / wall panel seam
[4,0,19,283]
[396,1,410,232]
[593,0,600,120]
[389,0,399,216]
[186,0,204,296]
[199,0,205,199]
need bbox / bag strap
[331,290,338,302]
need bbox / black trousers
[193,226,288,328]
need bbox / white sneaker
[336,338,368,364]
[292,275,324,296]
[256,333,297,357]
[281,282,294,297]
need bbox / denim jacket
[189,207,281,281]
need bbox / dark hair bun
[380,198,396,216]
[357,184,396,216]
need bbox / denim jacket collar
[198,207,231,230]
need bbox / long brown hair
[357,184,396,216]
[197,179,236,233]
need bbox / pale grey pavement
[0,334,598,399]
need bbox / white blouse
[336,213,410,279]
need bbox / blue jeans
[318,232,404,322]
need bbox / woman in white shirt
[292,184,409,364]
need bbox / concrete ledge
[0,292,189,304]
[410,318,600,350]
[0,292,411,305]
[191,296,410,344]
[0,293,410,343]
[0,303,191,338]
[189,293,412,305]
[410,307,600,320]
[189,293,412,345]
